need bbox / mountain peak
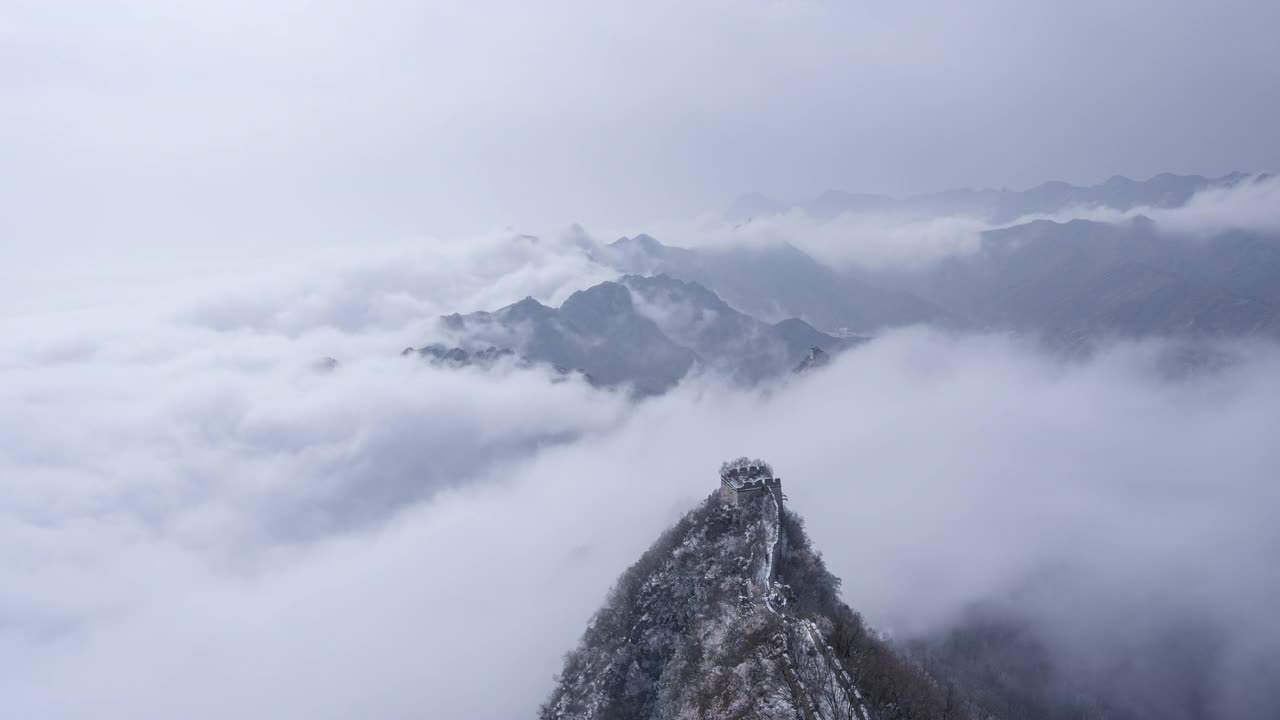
[620,273,729,311]
[560,280,634,317]
[541,461,976,720]
[498,295,555,321]
[609,233,667,253]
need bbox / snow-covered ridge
[540,467,975,719]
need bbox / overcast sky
[3,0,1279,268]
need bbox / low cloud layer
[1031,173,1280,238]
[3,230,1280,717]
[639,174,1280,273]
[694,210,989,272]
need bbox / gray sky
[3,0,1279,264]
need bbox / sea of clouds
[4,188,1280,718]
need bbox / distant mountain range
[626,173,1280,347]
[595,218,1280,348]
[408,275,857,394]
[911,216,1280,347]
[727,172,1258,224]
[396,172,1280,390]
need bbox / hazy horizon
[5,1,1280,247]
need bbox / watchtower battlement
[719,457,782,507]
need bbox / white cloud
[669,209,989,272]
[5,262,1280,716]
[4,223,1280,717]
[1025,174,1280,238]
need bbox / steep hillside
[541,463,970,720]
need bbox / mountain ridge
[541,462,971,720]
[413,275,853,393]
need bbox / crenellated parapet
[719,457,783,506]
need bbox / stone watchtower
[719,457,782,507]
